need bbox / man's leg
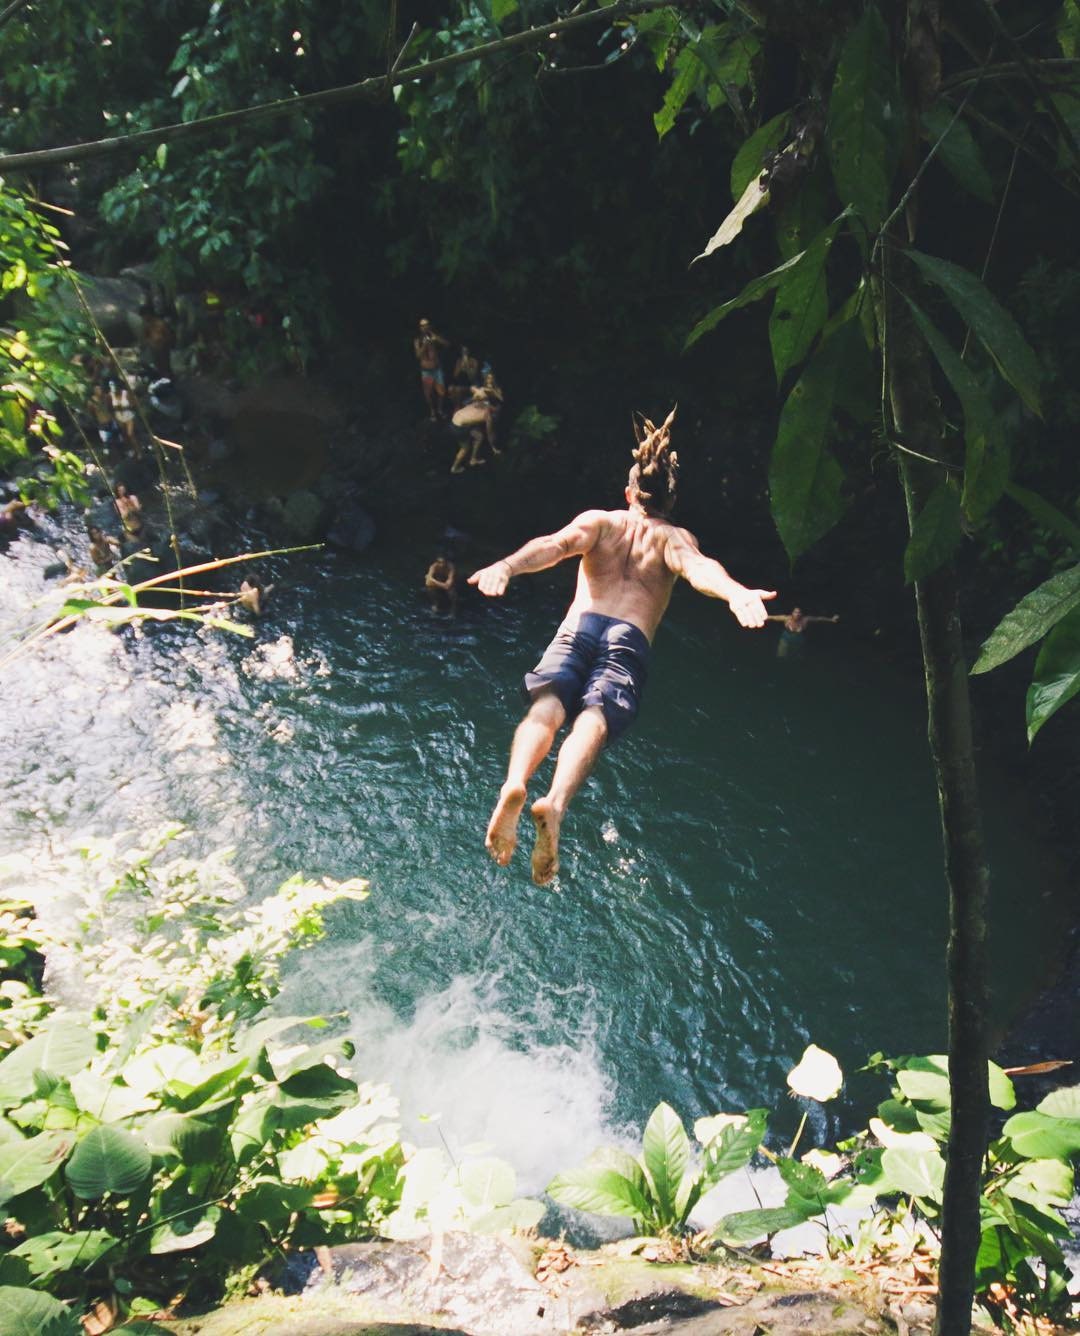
[530,704,607,886]
[485,691,566,867]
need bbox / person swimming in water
[468,408,776,885]
[766,606,839,657]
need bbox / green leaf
[1038,1085,1080,1119]
[1000,1158,1075,1211]
[142,1112,224,1163]
[714,1203,817,1243]
[274,1062,358,1129]
[826,5,900,230]
[879,1145,946,1201]
[655,46,703,139]
[1027,606,1080,741]
[10,1229,118,1278]
[769,327,849,560]
[459,1157,515,1211]
[699,1108,768,1189]
[547,1147,653,1222]
[64,1126,152,1199]
[730,112,789,200]
[642,1102,689,1224]
[469,1198,545,1235]
[906,297,1008,519]
[123,1044,202,1097]
[0,1287,81,1336]
[903,482,962,584]
[769,224,835,383]
[0,1021,97,1106]
[491,0,517,22]
[907,249,1042,416]
[972,564,1080,674]
[149,1203,222,1254]
[1001,1111,1080,1162]
[0,1132,76,1206]
[921,106,994,203]
[894,1054,1014,1111]
[1005,483,1080,553]
[236,1179,313,1230]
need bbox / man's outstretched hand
[728,588,777,628]
[468,559,512,597]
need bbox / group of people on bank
[412,318,505,473]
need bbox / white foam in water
[281,942,617,1195]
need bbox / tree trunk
[884,265,990,1336]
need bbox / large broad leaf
[149,1203,222,1254]
[769,328,848,560]
[1005,483,1080,552]
[880,1145,946,1202]
[547,1145,653,1222]
[1001,1158,1076,1211]
[64,1125,152,1199]
[1001,1111,1080,1162]
[458,1157,516,1211]
[903,482,963,584]
[142,1111,225,1163]
[122,1044,203,1097]
[10,1229,118,1278]
[894,1054,1015,1111]
[236,1179,314,1230]
[769,223,835,383]
[1026,606,1080,741]
[714,1202,818,1244]
[0,1022,97,1106]
[906,297,1008,519]
[469,1198,545,1235]
[730,112,789,200]
[826,5,899,230]
[274,1062,358,1129]
[1038,1085,1080,1119]
[0,1287,81,1336]
[0,1131,76,1206]
[972,564,1080,674]
[693,173,770,262]
[641,1102,689,1223]
[921,105,994,203]
[907,249,1042,416]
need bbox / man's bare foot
[485,783,526,866]
[530,797,562,886]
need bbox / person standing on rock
[413,318,450,421]
[468,409,776,885]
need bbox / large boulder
[53,273,144,346]
[283,489,330,542]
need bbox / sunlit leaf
[826,5,900,230]
[786,1044,843,1101]
[642,1101,689,1222]
[868,1117,938,1151]
[1001,1110,1080,1162]
[1000,1158,1075,1210]
[10,1230,117,1278]
[972,564,1080,674]
[692,173,770,262]
[0,1021,97,1105]
[880,1145,946,1201]
[654,46,703,140]
[1038,1084,1080,1118]
[149,1205,221,1254]
[1027,606,1080,741]
[903,481,962,584]
[714,1202,817,1243]
[907,249,1042,416]
[0,1132,76,1206]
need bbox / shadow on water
[0,527,1063,1192]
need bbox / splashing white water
[281,941,617,1195]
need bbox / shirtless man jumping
[468,409,776,885]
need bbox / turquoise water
[0,524,1058,1192]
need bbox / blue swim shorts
[522,611,650,745]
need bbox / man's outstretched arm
[665,528,776,628]
[468,511,605,597]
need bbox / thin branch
[0,0,28,32]
[388,22,419,83]
[940,56,1080,93]
[958,100,1080,199]
[0,0,677,174]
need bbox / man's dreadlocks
[629,406,678,517]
